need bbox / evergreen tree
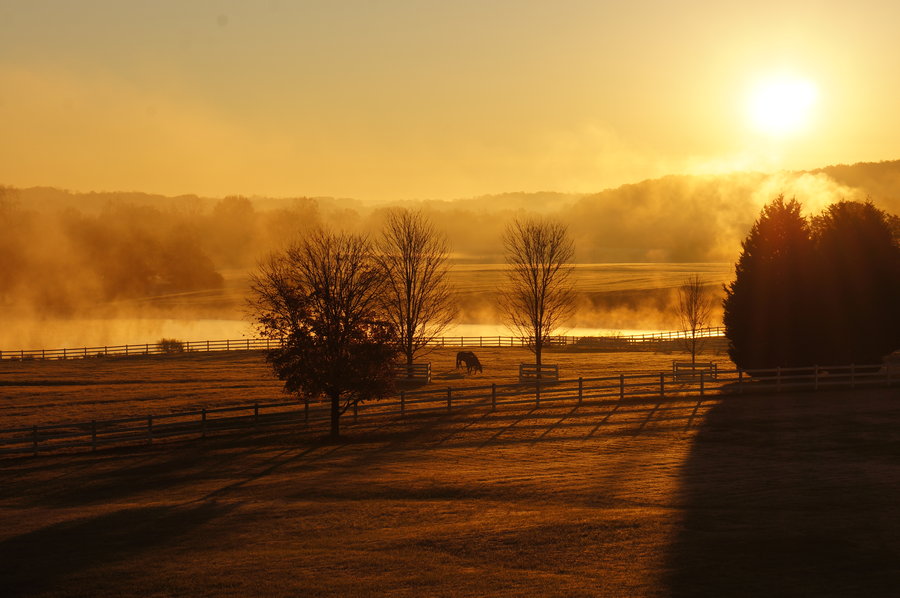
[811,201,900,365]
[723,196,817,369]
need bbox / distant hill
[3,159,899,266]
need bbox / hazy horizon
[3,158,899,349]
[4,2,900,200]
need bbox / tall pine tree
[811,201,900,366]
[723,196,817,369]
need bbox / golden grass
[0,347,732,429]
[3,386,900,597]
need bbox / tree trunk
[330,394,341,439]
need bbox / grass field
[4,350,900,597]
[3,385,900,597]
[0,347,731,430]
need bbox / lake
[2,263,734,350]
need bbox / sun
[747,77,819,137]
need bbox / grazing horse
[455,351,483,374]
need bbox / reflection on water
[2,263,731,350]
[444,324,661,338]
[1,319,658,351]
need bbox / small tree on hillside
[811,201,900,365]
[500,217,575,369]
[676,274,713,365]
[248,230,399,439]
[376,209,457,368]
[723,195,817,370]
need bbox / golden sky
[1,1,899,201]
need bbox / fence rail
[0,328,727,361]
[1,360,894,458]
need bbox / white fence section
[0,328,727,361]
[1,360,895,458]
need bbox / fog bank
[2,159,898,348]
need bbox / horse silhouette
[455,351,483,374]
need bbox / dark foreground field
[3,384,900,597]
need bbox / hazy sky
[2,1,899,200]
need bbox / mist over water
[0,262,731,350]
[1,317,253,350]
[2,161,897,349]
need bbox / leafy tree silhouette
[249,230,399,439]
[811,201,900,366]
[723,196,817,370]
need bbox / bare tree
[248,229,399,439]
[677,274,713,365]
[500,217,575,368]
[376,209,457,368]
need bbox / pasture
[4,349,900,596]
[0,347,729,430]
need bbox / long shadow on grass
[0,501,231,598]
[4,398,707,510]
[666,388,900,597]
[1,434,349,508]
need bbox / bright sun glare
[747,77,819,137]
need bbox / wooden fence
[0,328,727,361]
[518,363,560,381]
[394,363,432,382]
[1,360,895,458]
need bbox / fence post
[491,383,497,411]
[145,343,149,355]
[62,348,66,359]
[201,409,207,439]
[147,415,153,445]
[535,377,541,407]
[620,374,625,400]
[400,391,406,416]
[32,425,38,457]
[447,387,452,413]
[91,420,97,451]
[699,371,705,398]
[578,377,583,405]
[659,373,665,398]
[226,339,230,351]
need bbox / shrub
[157,338,185,354]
